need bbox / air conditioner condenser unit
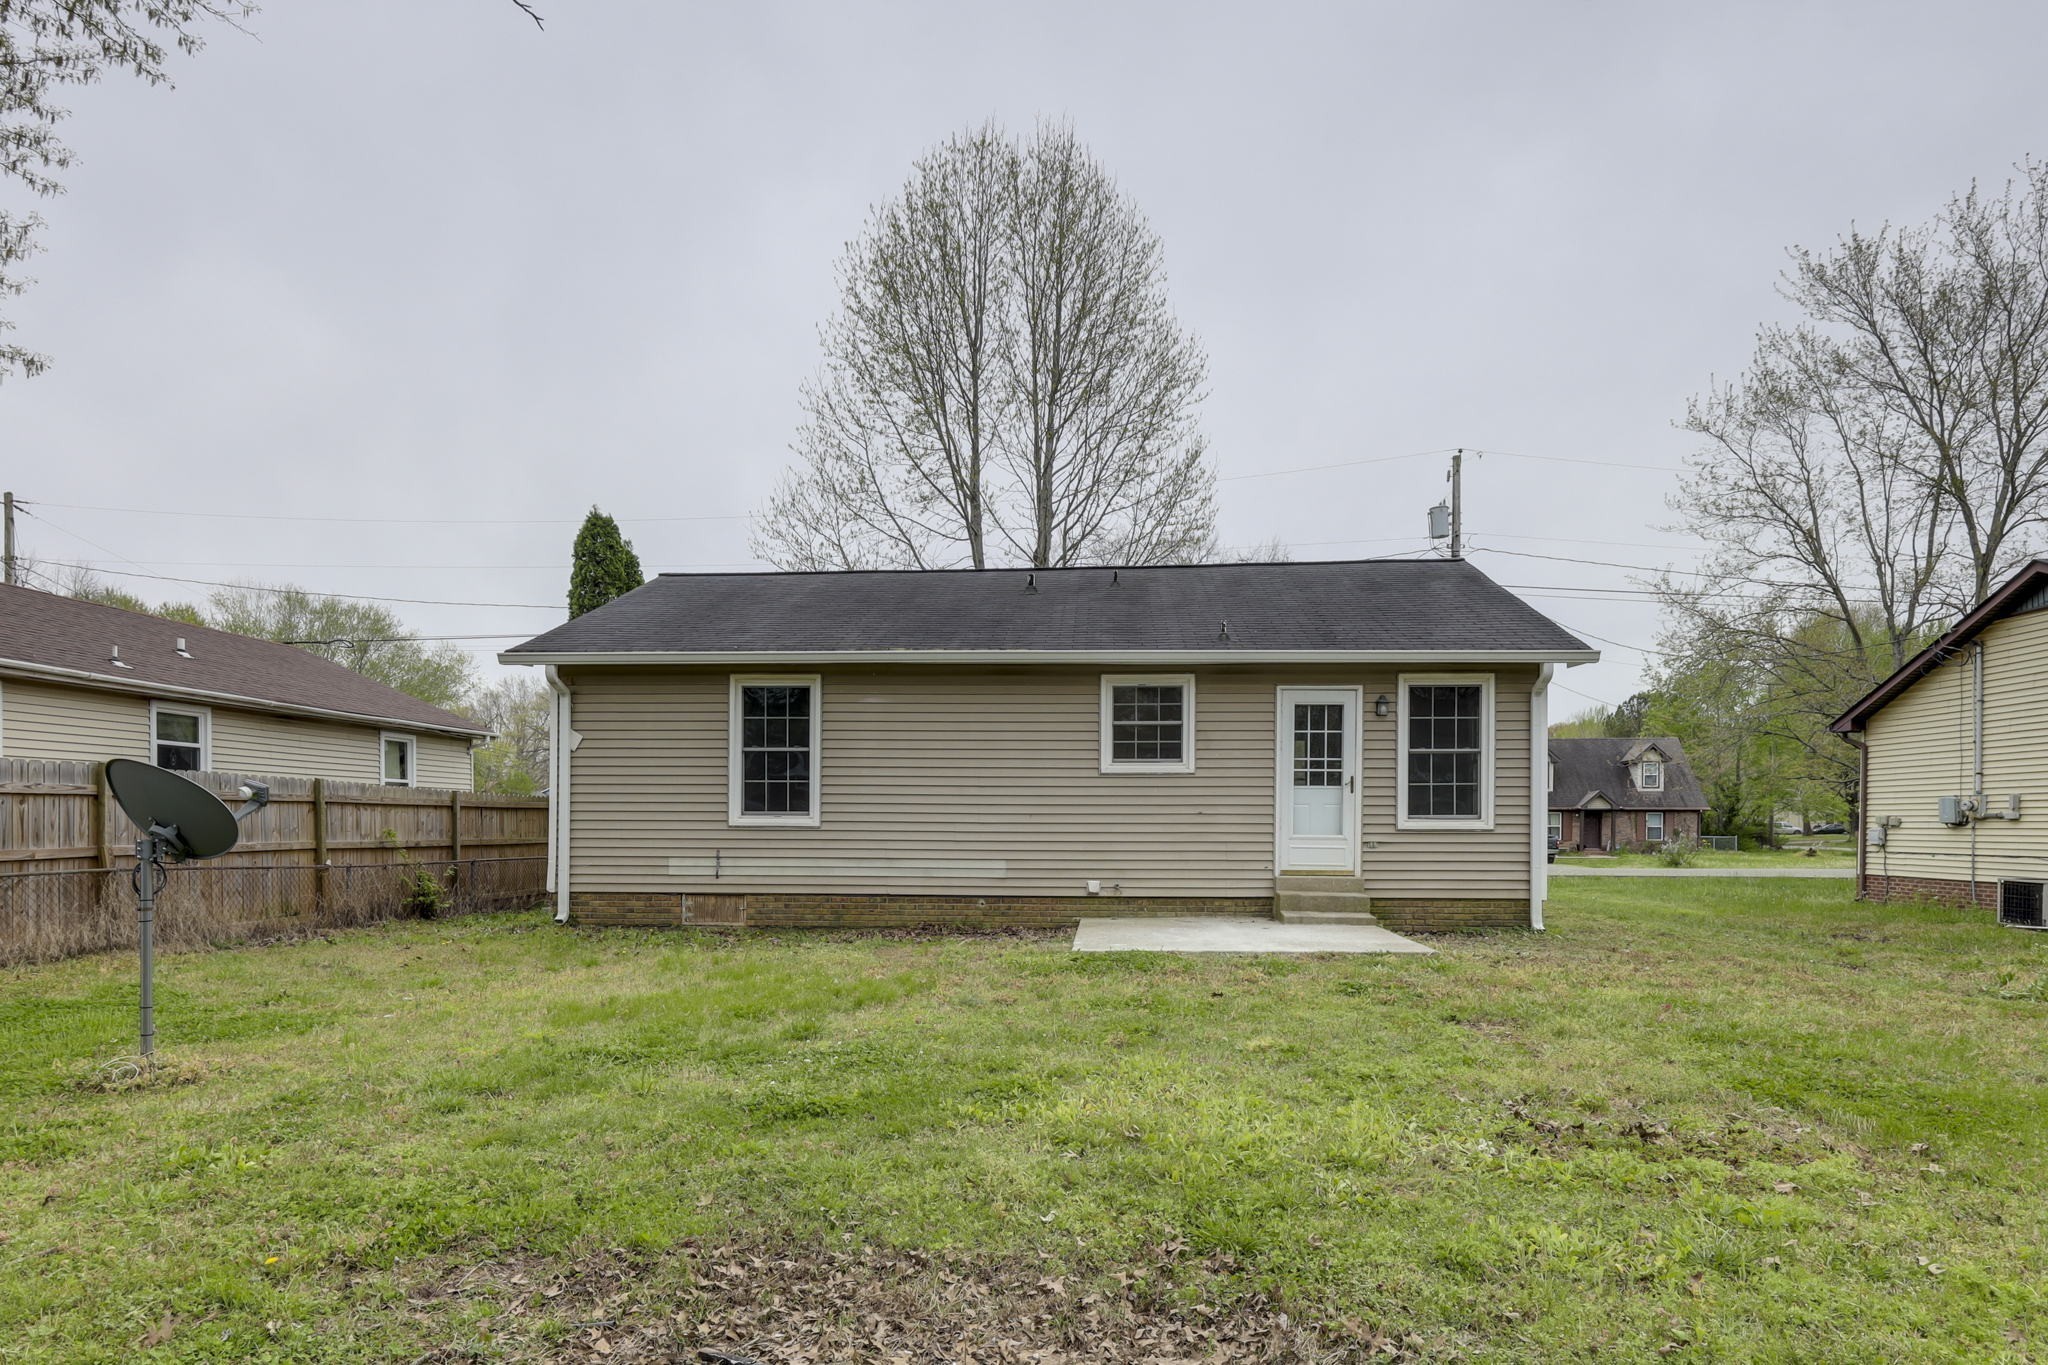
[2000,881,2046,930]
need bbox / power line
[1480,447,1683,473]
[31,500,751,527]
[1476,530,1706,553]
[16,504,149,570]
[1548,619,1672,658]
[1216,449,1451,483]
[1471,544,1719,579]
[33,559,564,611]
[46,558,774,572]
[1552,679,1618,708]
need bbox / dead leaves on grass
[404,1238,1412,1363]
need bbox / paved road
[1551,864,1854,879]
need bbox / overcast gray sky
[7,0,2046,712]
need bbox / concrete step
[1277,907,1381,926]
[1275,873,1367,897]
[1275,889,1375,916]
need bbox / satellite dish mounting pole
[135,830,162,1057]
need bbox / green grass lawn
[1557,845,1858,869]
[4,882,2046,1361]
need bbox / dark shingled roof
[1547,737,1707,812]
[505,559,1596,658]
[0,584,488,736]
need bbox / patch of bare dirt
[397,1238,1428,1363]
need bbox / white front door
[1276,686,1362,873]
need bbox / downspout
[1971,641,1984,906]
[544,665,578,924]
[1530,663,1554,930]
[1842,730,1867,900]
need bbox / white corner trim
[1530,663,1553,930]
[544,666,574,921]
[149,698,212,771]
[1394,672,1496,831]
[379,731,418,787]
[727,674,823,828]
[1098,673,1197,774]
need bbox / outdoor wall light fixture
[1374,694,1390,717]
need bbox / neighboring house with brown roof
[0,584,488,788]
[1547,736,1708,851]
[1832,557,2048,924]
[502,559,1599,934]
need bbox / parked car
[1811,822,1847,835]
[1547,833,1559,863]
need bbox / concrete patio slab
[1072,915,1434,954]
[1551,865,1852,879]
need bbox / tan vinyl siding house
[1834,559,2048,921]
[0,585,487,790]
[564,664,1540,909]
[510,562,1596,934]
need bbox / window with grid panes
[1405,683,1483,818]
[737,683,814,816]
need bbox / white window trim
[150,699,211,771]
[1099,673,1197,774]
[1395,672,1495,831]
[1645,811,1667,842]
[1547,809,1563,839]
[728,674,822,828]
[1639,759,1664,791]
[380,731,418,787]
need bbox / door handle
[1347,775,1356,792]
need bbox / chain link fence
[0,856,549,967]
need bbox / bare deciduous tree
[0,0,254,381]
[1656,161,2048,809]
[756,121,1214,570]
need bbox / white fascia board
[0,658,491,741]
[498,648,1602,667]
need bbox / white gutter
[543,665,577,923]
[0,658,490,741]
[1530,662,1554,930]
[500,648,1601,667]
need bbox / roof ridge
[653,556,1466,579]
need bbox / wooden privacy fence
[0,757,549,966]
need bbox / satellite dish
[105,758,241,862]
[104,759,270,1061]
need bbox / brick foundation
[568,891,1268,930]
[1370,898,1529,932]
[1859,873,1997,908]
[567,891,1534,932]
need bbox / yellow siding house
[1833,558,2048,926]
[0,584,486,789]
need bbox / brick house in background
[1548,737,1707,851]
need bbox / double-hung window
[151,702,209,771]
[1099,675,1195,773]
[729,676,821,825]
[381,732,417,787]
[1645,811,1666,843]
[1397,674,1493,829]
[1640,759,1663,791]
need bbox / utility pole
[3,491,15,586]
[1428,450,1481,558]
[1448,450,1463,560]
